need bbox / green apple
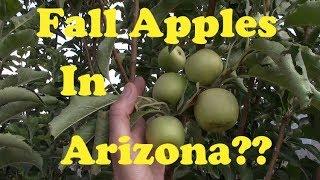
[152,73,187,106]
[185,49,223,85]
[158,46,186,72]
[194,88,239,132]
[146,116,185,147]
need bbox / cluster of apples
[145,46,240,147]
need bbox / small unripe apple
[185,49,223,85]
[194,88,239,132]
[158,46,186,72]
[152,73,187,106]
[146,116,185,147]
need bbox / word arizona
[37,8,277,44]
[61,135,233,166]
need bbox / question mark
[232,136,252,165]
[252,136,272,165]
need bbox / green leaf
[0,133,31,152]
[285,1,320,26]
[0,147,43,170]
[74,120,96,143]
[0,29,37,58]
[173,165,192,179]
[56,0,66,8]
[217,165,235,180]
[0,0,21,20]
[0,87,42,106]
[130,109,163,128]
[15,68,49,85]
[0,95,59,124]
[299,46,320,84]
[248,39,313,108]
[49,95,118,139]
[237,166,254,180]
[177,81,200,114]
[251,39,286,58]
[5,122,29,138]
[0,68,49,89]
[229,71,248,93]
[39,83,61,96]
[151,0,185,25]
[185,120,204,144]
[301,144,320,162]
[247,55,312,108]
[91,111,109,175]
[97,37,116,81]
[0,133,42,170]
[0,75,17,89]
[59,119,97,172]
[289,138,320,162]
[11,9,36,30]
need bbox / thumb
[109,82,138,142]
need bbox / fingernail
[122,83,133,97]
[134,76,144,83]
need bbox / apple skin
[146,116,185,148]
[194,88,239,132]
[158,46,186,72]
[152,73,187,106]
[185,49,223,85]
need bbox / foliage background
[0,0,319,179]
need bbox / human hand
[109,77,165,180]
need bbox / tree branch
[130,0,140,81]
[82,38,95,75]
[0,20,4,79]
[263,0,270,15]
[265,110,293,180]
[207,0,217,16]
[236,77,255,135]
[113,49,129,83]
[0,20,3,37]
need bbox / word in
[60,65,106,96]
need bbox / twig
[207,0,217,16]
[265,110,293,180]
[0,20,3,37]
[303,26,312,45]
[263,0,270,15]
[165,165,175,180]
[112,50,129,83]
[130,0,140,81]
[82,38,95,75]
[0,20,4,79]
[99,0,130,84]
[236,78,254,135]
